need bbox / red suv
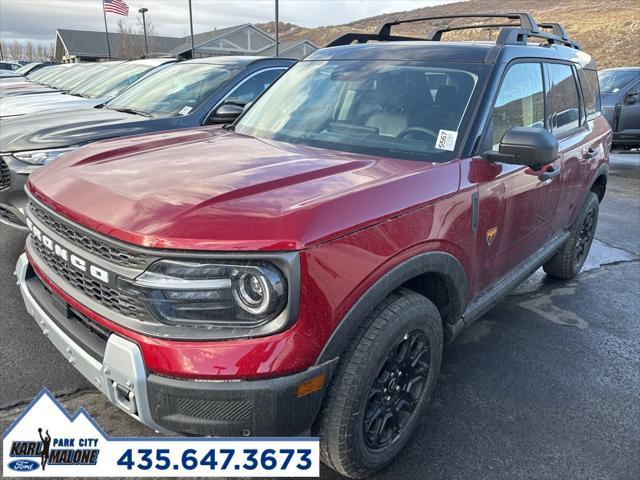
[15,14,611,478]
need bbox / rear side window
[577,67,601,120]
[547,63,582,136]
[491,63,545,147]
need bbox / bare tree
[36,43,44,60]
[47,41,55,60]
[24,41,35,61]
[8,40,23,60]
[0,41,7,60]
[136,14,158,53]
[116,19,144,59]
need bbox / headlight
[118,259,287,327]
[13,147,77,166]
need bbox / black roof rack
[327,12,580,50]
[538,22,569,40]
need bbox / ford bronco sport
[15,13,610,478]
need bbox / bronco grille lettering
[26,217,110,284]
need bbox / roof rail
[538,22,569,40]
[326,12,580,50]
[495,27,581,50]
[377,13,539,37]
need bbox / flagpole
[102,0,112,60]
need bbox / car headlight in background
[118,259,288,327]
[13,147,77,171]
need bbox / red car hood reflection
[28,127,459,251]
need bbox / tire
[316,288,443,478]
[543,192,599,280]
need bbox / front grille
[0,205,21,225]
[30,267,111,361]
[28,201,148,268]
[30,234,148,319]
[0,157,10,191]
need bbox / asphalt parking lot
[0,153,638,480]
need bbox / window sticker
[179,106,192,115]
[435,129,458,151]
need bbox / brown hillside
[257,0,640,68]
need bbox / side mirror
[483,127,558,168]
[625,92,640,105]
[208,102,245,124]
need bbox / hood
[0,84,59,97]
[0,93,105,118]
[28,128,459,251]
[0,107,178,152]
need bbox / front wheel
[316,289,443,478]
[544,191,599,280]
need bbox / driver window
[224,69,285,105]
[491,63,545,148]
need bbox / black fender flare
[589,162,609,191]
[316,251,469,364]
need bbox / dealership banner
[2,389,319,477]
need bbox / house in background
[168,24,274,58]
[54,29,183,63]
[54,24,317,62]
[258,39,318,59]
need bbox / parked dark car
[0,56,294,228]
[599,67,640,149]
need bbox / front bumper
[0,155,29,229]
[15,253,335,437]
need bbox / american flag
[103,0,129,16]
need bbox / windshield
[598,70,640,93]
[106,63,239,118]
[15,63,37,75]
[41,66,82,87]
[30,65,65,83]
[58,64,109,91]
[72,62,157,99]
[236,60,485,162]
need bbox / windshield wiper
[110,107,153,118]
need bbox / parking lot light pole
[188,0,195,59]
[139,7,149,57]
[275,0,279,57]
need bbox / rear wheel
[316,289,443,478]
[543,192,599,280]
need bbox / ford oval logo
[8,459,39,471]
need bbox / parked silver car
[0,59,175,118]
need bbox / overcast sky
[0,0,457,45]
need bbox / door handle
[583,147,598,160]
[538,166,561,181]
